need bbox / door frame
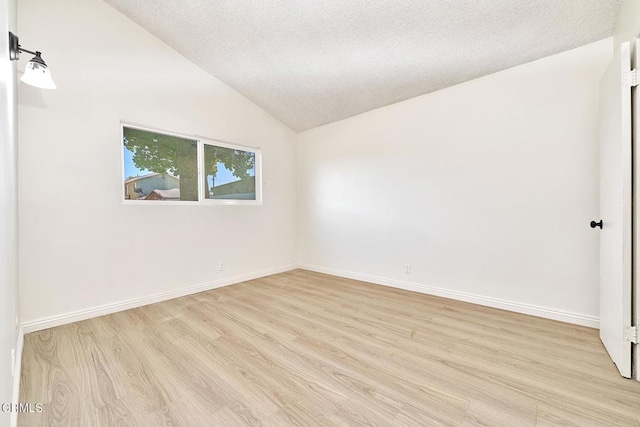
[633,37,640,381]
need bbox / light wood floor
[19,269,640,426]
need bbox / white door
[598,41,633,379]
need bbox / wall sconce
[8,31,56,89]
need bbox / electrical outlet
[219,261,225,272]
[404,264,411,274]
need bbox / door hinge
[625,69,638,87]
[624,325,638,343]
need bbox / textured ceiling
[103,0,620,131]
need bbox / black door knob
[590,220,603,229]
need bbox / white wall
[0,0,19,420]
[614,0,640,47]
[297,39,612,325]
[17,0,297,324]
[13,0,619,332]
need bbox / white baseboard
[19,262,599,334]
[10,328,24,427]
[21,264,297,334]
[298,264,599,329]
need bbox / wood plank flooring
[19,269,640,426]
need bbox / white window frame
[121,122,262,206]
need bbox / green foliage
[204,145,255,181]
[123,128,255,180]
[123,128,196,176]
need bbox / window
[122,125,261,204]
[203,144,256,200]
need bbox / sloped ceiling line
[104,0,620,131]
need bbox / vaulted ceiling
[103,0,620,131]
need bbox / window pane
[203,144,256,200]
[123,127,198,201]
